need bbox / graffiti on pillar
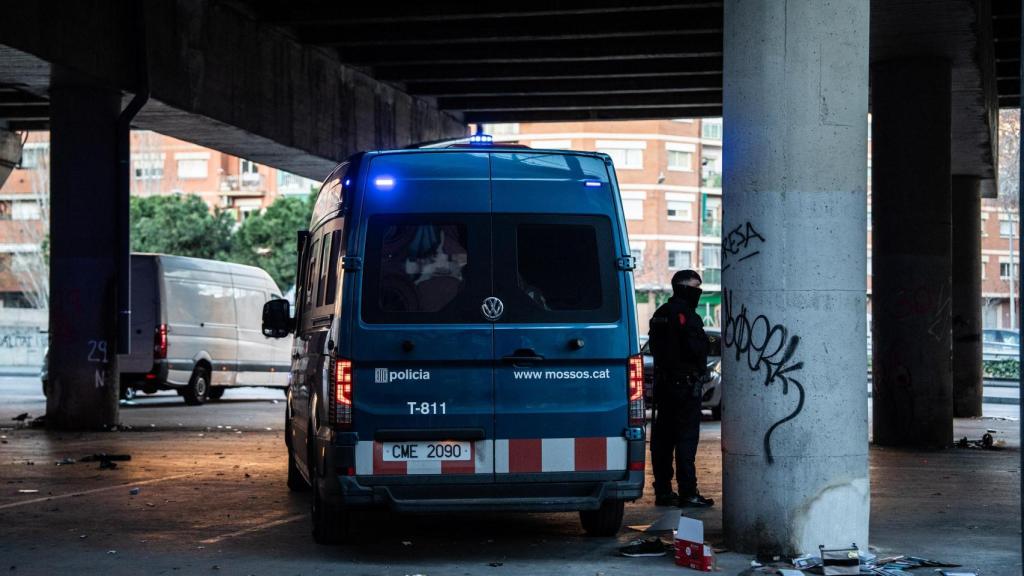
[722,287,805,464]
[887,283,952,342]
[87,339,110,388]
[721,222,765,271]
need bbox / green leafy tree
[130,194,234,260]
[230,195,313,291]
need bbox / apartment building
[489,119,725,325]
[981,199,1020,328]
[0,130,318,310]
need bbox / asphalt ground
[0,377,1020,575]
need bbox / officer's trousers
[650,395,702,497]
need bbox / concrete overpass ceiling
[993,0,1020,109]
[240,0,726,123]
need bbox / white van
[119,254,291,405]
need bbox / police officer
[649,269,714,508]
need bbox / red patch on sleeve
[678,313,686,326]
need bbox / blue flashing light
[469,132,494,145]
[583,180,603,188]
[374,176,395,189]
[344,178,351,187]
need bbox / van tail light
[154,324,168,359]
[330,358,353,429]
[628,354,645,426]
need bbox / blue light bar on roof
[469,132,494,145]
[374,176,395,189]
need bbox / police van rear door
[351,152,495,483]
[489,152,629,481]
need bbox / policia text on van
[262,137,646,543]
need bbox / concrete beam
[0,0,466,180]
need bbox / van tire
[311,472,351,544]
[286,421,309,492]
[580,499,624,536]
[207,387,225,401]
[183,366,210,406]
[711,403,722,421]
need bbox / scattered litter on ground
[55,457,75,466]
[954,432,1003,450]
[16,489,38,494]
[107,550,117,555]
[627,509,681,533]
[488,562,503,567]
[129,487,140,496]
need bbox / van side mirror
[262,298,293,338]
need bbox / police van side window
[316,233,331,307]
[324,229,342,306]
[304,238,319,312]
[363,214,487,324]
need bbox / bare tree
[999,108,1019,210]
[10,135,50,310]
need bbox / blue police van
[262,134,645,543]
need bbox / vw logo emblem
[481,297,504,321]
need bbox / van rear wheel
[183,366,210,406]
[311,472,352,544]
[580,499,624,536]
[207,387,225,401]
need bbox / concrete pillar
[952,176,983,417]
[721,0,869,557]
[45,70,121,429]
[871,58,953,448]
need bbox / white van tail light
[331,358,353,428]
[628,354,644,426]
[154,324,168,359]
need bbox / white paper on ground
[676,515,703,543]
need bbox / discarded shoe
[619,537,669,557]
[680,493,714,508]
[654,492,680,507]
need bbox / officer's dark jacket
[648,295,708,380]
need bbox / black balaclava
[671,269,703,309]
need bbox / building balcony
[702,267,722,286]
[219,174,266,194]
[701,219,722,238]
[701,172,722,189]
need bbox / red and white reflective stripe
[495,437,627,473]
[354,437,627,476]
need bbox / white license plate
[382,441,471,462]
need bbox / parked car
[640,327,722,420]
[116,253,292,405]
[982,328,1019,360]
[262,143,646,543]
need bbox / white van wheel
[183,366,210,406]
[208,387,225,401]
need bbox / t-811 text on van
[262,139,645,543]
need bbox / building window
[528,139,573,150]
[999,218,1017,238]
[623,199,644,221]
[596,140,645,170]
[18,143,49,169]
[176,158,209,179]
[240,159,260,184]
[483,123,519,135]
[982,257,988,279]
[631,248,644,269]
[667,200,692,221]
[668,149,693,171]
[602,148,643,170]
[1000,261,1017,279]
[133,153,165,180]
[701,118,723,140]
[12,201,41,221]
[668,250,692,270]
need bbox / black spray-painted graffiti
[722,222,765,271]
[722,288,805,464]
